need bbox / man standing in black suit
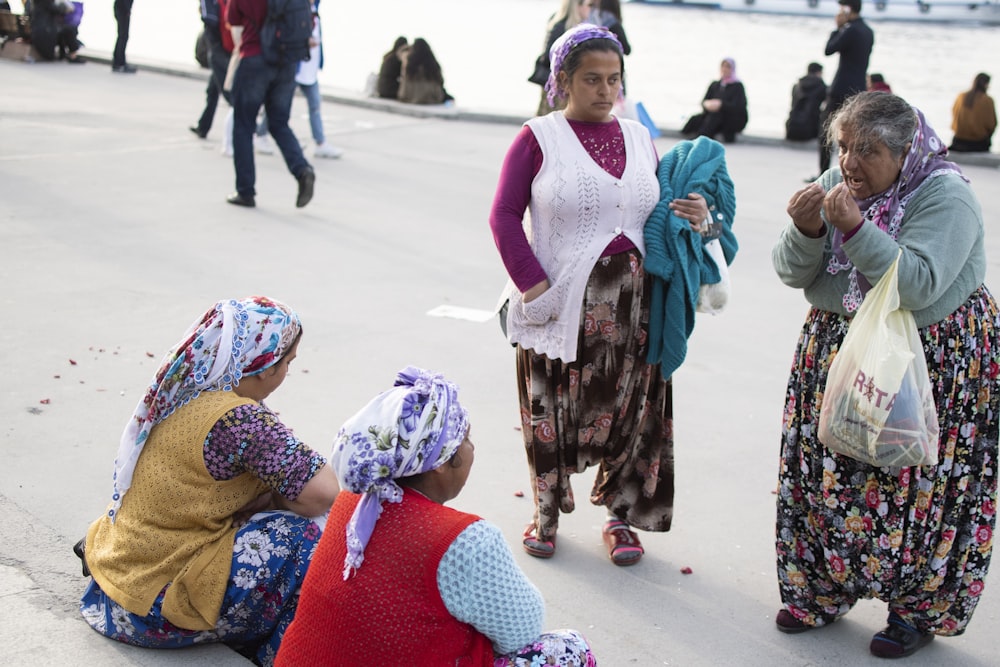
[816,0,873,176]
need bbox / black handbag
[527,54,549,87]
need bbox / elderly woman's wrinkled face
[836,127,906,199]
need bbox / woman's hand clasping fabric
[669,193,710,232]
[786,182,826,238]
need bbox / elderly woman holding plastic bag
[276,366,596,666]
[77,296,339,666]
[771,91,1000,659]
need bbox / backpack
[259,0,312,66]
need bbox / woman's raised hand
[822,183,863,234]
[787,182,826,238]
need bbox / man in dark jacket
[816,0,873,175]
[226,0,315,208]
[786,62,827,141]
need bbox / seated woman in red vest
[76,296,340,666]
[277,366,596,667]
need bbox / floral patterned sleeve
[204,403,327,501]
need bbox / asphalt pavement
[1,52,998,666]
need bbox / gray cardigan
[773,170,985,328]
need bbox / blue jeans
[232,55,310,198]
[256,81,325,146]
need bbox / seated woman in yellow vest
[77,296,339,666]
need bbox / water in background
[30,0,1000,141]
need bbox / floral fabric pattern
[518,250,674,540]
[204,403,326,499]
[495,629,597,666]
[80,511,321,666]
[776,286,1000,633]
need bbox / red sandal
[522,523,556,559]
[602,519,644,566]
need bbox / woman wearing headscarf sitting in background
[77,296,340,666]
[949,72,996,153]
[276,367,596,666]
[397,37,452,105]
[682,57,748,144]
[773,91,999,658]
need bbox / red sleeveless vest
[276,489,495,667]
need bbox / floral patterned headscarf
[545,22,623,107]
[109,296,301,521]
[826,107,967,312]
[331,366,469,579]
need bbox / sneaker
[254,134,274,155]
[111,64,137,74]
[313,142,343,159]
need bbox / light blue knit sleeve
[437,520,545,655]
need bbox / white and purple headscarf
[109,296,301,521]
[544,22,623,107]
[827,107,967,311]
[331,366,469,579]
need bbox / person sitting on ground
[785,62,827,141]
[276,366,597,666]
[76,296,340,666]
[950,72,996,153]
[376,35,408,99]
[397,37,452,105]
[26,0,84,63]
[682,57,748,143]
[867,72,891,93]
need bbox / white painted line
[426,305,496,323]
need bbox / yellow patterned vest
[85,390,269,630]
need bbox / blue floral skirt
[80,511,321,666]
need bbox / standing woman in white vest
[489,24,708,566]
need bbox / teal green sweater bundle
[643,137,737,380]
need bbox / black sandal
[869,613,934,658]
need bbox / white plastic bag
[818,251,939,467]
[696,238,730,315]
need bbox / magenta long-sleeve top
[488,118,657,293]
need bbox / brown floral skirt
[516,250,674,541]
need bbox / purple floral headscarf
[110,296,301,521]
[331,366,469,579]
[826,107,967,311]
[545,22,623,107]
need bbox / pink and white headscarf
[331,366,469,579]
[544,22,624,107]
[108,296,301,521]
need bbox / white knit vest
[503,112,659,362]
